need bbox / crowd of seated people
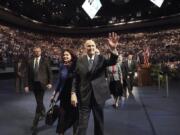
[0,24,180,71]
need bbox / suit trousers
[15,76,24,92]
[76,91,104,135]
[33,82,45,114]
[126,74,134,92]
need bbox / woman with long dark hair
[51,49,78,135]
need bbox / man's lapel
[39,58,43,71]
[31,59,34,70]
[82,55,89,72]
[125,61,128,69]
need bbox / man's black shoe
[32,130,37,135]
[30,125,37,131]
[31,126,38,135]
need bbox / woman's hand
[71,92,78,107]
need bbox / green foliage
[150,64,166,86]
[150,63,180,86]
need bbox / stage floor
[0,79,180,135]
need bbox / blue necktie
[89,59,93,70]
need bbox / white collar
[34,56,41,61]
[87,55,95,61]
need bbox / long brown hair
[61,49,77,70]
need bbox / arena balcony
[0,0,180,34]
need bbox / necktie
[34,58,39,72]
[89,58,93,71]
[128,60,131,68]
[34,58,39,81]
[112,65,115,74]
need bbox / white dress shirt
[34,56,41,69]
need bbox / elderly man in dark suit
[24,46,52,134]
[71,32,119,135]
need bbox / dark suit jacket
[72,53,118,105]
[120,61,128,80]
[14,60,26,78]
[124,60,136,76]
[24,57,52,89]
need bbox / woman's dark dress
[55,63,78,134]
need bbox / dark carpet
[0,79,180,135]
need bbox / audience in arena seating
[0,25,180,70]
